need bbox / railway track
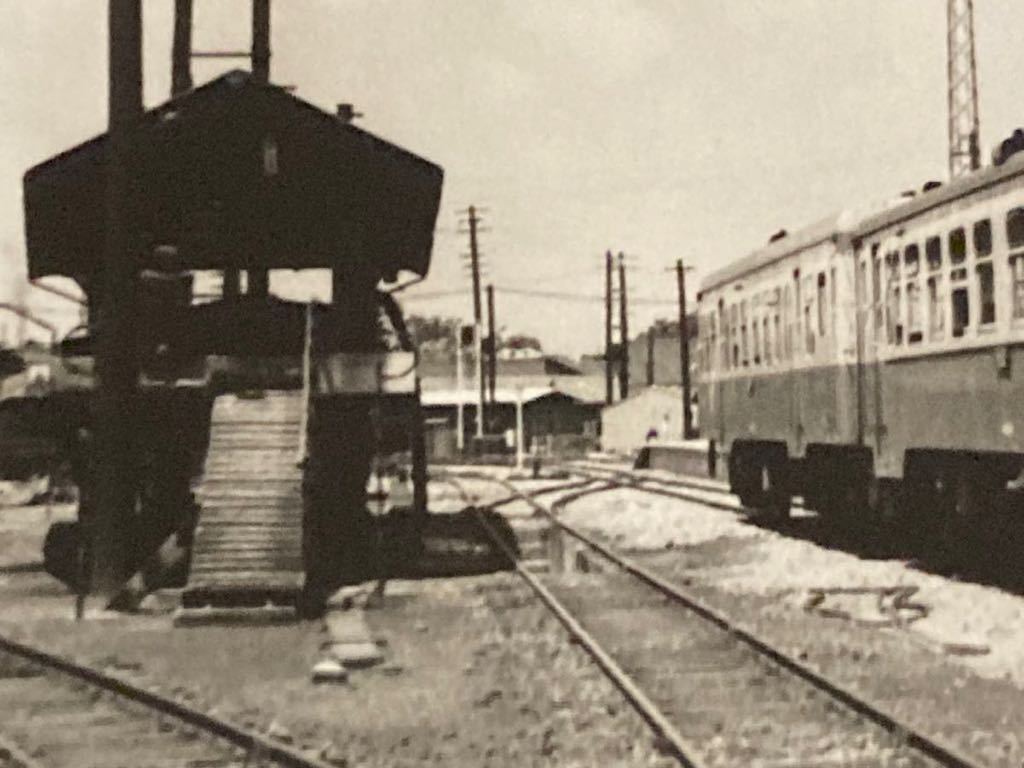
[563,460,811,516]
[448,472,986,768]
[0,633,335,768]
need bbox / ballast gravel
[554,483,1024,767]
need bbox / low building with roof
[420,384,602,462]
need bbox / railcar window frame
[817,271,827,338]
[740,299,749,367]
[1009,207,1024,321]
[783,284,793,361]
[803,274,816,355]
[904,244,922,344]
[752,296,762,366]
[948,227,970,338]
[974,217,996,328]
[871,247,883,344]
[885,249,902,346]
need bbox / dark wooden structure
[24,69,442,286]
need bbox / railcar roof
[853,152,1024,241]
[23,70,444,281]
[699,212,850,295]
[698,155,1024,296]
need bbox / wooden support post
[93,0,144,601]
[171,0,193,96]
[249,0,271,298]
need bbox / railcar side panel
[873,344,1024,477]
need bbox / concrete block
[311,657,349,684]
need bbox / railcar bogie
[728,439,792,520]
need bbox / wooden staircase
[176,391,305,623]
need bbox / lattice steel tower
[947,0,981,178]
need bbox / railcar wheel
[940,472,988,566]
[758,460,791,522]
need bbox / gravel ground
[0,495,673,767]
[552,484,1024,766]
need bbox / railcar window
[1012,256,1024,319]
[904,245,920,276]
[741,300,749,366]
[804,304,815,354]
[752,313,761,366]
[718,301,727,370]
[885,251,901,345]
[949,228,967,264]
[872,255,883,343]
[783,285,792,360]
[974,219,992,258]
[974,219,996,327]
[906,282,922,344]
[763,316,772,365]
[774,313,781,362]
[903,245,921,343]
[952,287,969,337]
[926,237,941,271]
[927,274,945,340]
[731,304,739,367]
[817,272,827,337]
[977,261,996,325]
[830,267,837,342]
[1008,208,1024,248]
[710,313,718,372]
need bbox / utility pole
[947,0,981,178]
[617,252,629,399]
[247,0,271,298]
[462,205,485,439]
[646,330,655,386]
[676,259,694,439]
[604,250,614,404]
[93,0,145,601]
[486,283,496,411]
[455,324,465,452]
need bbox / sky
[4,1,1024,356]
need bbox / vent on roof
[768,229,787,243]
[336,103,363,123]
[900,190,916,199]
[993,128,1024,166]
[922,180,942,192]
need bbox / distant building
[626,315,698,388]
[420,386,602,462]
[601,386,684,455]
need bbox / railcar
[696,153,1024,541]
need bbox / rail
[0,631,338,768]
[448,470,988,768]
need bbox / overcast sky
[4,1,1024,355]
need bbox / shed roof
[420,386,581,407]
[23,70,443,281]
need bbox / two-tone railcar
[696,153,1024,540]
